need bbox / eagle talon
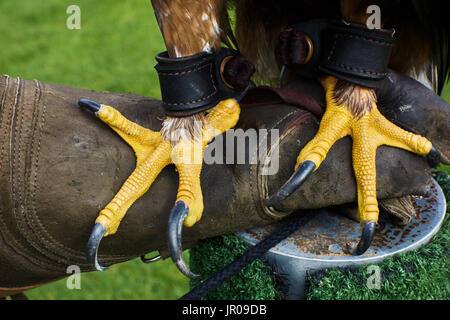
[427,146,441,168]
[266,160,316,208]
[86,222,108,271]
[168,201,200,278]
[78,99,101,113]
[269,75,437,255]
[345,221,376,255]
[79,98,239,276]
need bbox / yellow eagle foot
[78,98,240,276]
[266,76,439,255]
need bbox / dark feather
[411,0,449,94]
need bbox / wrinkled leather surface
[376,70,450,164]
[0,74,444,289]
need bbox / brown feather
[150,0,225,141]
[337,0,378,118]
[151,0,224,58]
[333,79,376,119]
[161,113,208,144]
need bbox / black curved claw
[78,99,101,113]
[346,221,376,255]
[265,160,316,208]
[86,222,108,271]
[427,146,441,168]
[168,201,200,278]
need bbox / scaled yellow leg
[96,105,162,164]
[373,108,432,155]
[96,140,172,235]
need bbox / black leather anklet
[277,20,395,88]
[155,48,253,117]
[319,21,395,87]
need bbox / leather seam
[161,63,218,106]
[158,62,210,76]
[1,77,15,172]
[26,82,130,264]
[12,78,29,253]
[27,82,89,264]
[0,78,62,273]
[10,80,63,269]
[10,78,21,232]
[0,75,10,167]
[257,109,303,219]
[26,81,81,264]
[327,34,392,76]
[0,75,10,132]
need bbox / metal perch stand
[238,178,446,299]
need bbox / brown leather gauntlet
[0,74,446,291]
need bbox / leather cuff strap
[318,22,395,86]
[155,48,245,116]
[282,20,395,88]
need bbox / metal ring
[220,55,236,89]
[140,254,161,264]
[303,34,314,64]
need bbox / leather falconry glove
[0,71,447,296]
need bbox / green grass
[189,235,277,300]
[0,0,164,99]
[1,0,449,300]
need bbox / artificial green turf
[189,235,277,300]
